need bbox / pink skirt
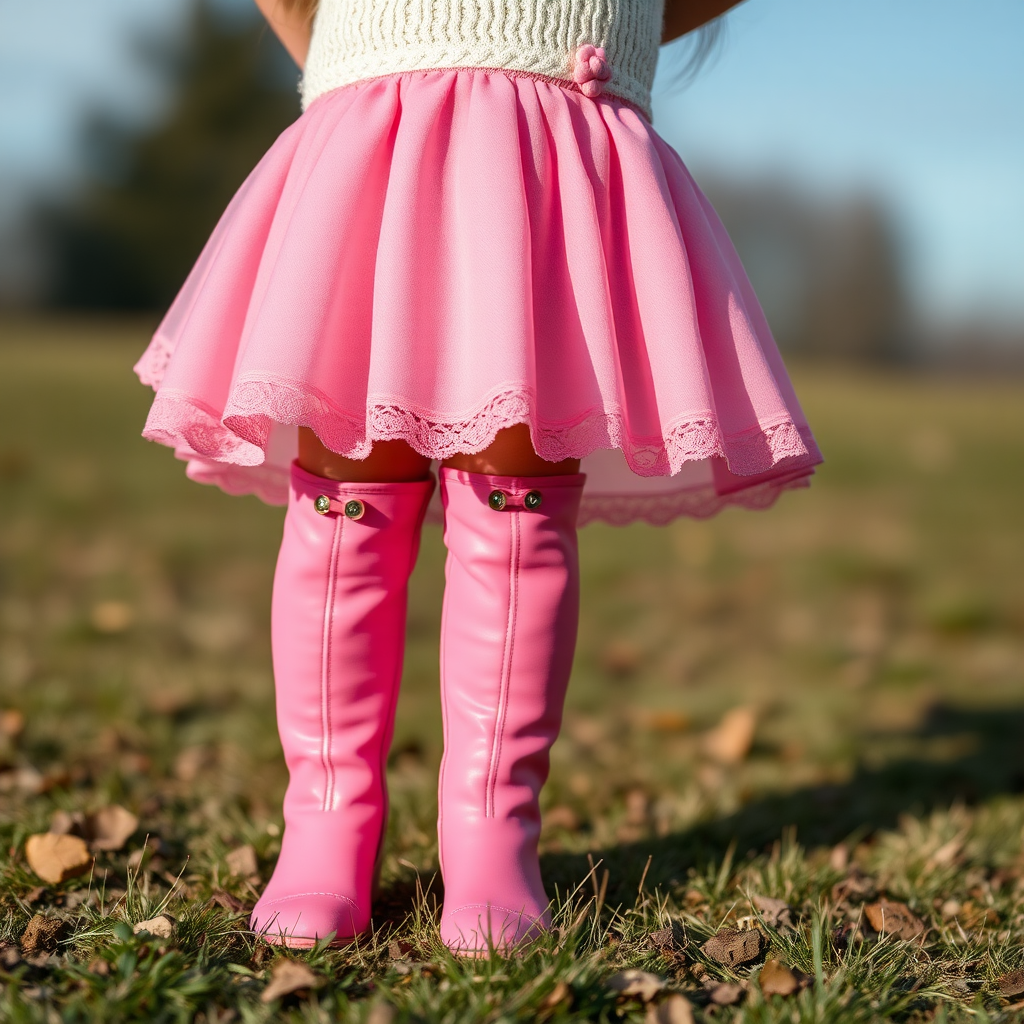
[135,67,822,526]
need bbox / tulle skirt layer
[135,67,822,525]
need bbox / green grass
[1,317,1022,1022]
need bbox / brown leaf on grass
[133,914,176,939]
[0,944,22,971]
[758,959,808,997]
[829,844,849,871]
[864,899,926,941]
[25,833,92,885]
[751,895,793,929]
[625,788,649,826]
[607,970,666,1002]
[541,980,573,1010]
[997,970,1024,998]
[705,981,745,1005]
[174,745,215,782]
[0,709,24,738]
[90,600,133,634]
[543,805,581,832]
[260,959,322,1003]
[926,834,965,869]
[633,709,691,734]
[701,928,763,967]
[601,639,642,677]
[209,890,248,913]
[702,706,756,764]
[388,938,414,960]
[646,994,695,1024]
[49,810,87,837]
[50,805,138,851]
[20,915,67,956]
[87,805,138,851]
[365,1004,396,1024]
[831,870,877,903]
[225,844,259,878]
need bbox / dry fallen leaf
[88,805,139,852]
[831,870,877,903]
[133,914,176,939]
[25,833,92,885]
[225,843,259,878]
[209,890,248,913]
[927,834,965,869]
[703,706,756,764]
[543,805,580,832]
[864,899,926,941]
[758,959,802,997]
[0,709,25,738]
[701,928,763,967]
[48,810,86,837]
[0,944,22,970]
[541,980,572,1010]
[601,639,642,677]
[997,970,1024,998]
[261,959,322,1003]
[607,970,666,1002]
[90,600,134,634]
[646,994,695,1024]
[20,915,67,956]
[751,895,793,929]
[829,844,850,872]
[174,745,214,783]
[634,709,691,734]
[706,981,744,1005]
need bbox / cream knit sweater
[301,0,665,119]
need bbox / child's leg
[438,427,583,954]
[251,431,433,947]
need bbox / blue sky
[2,0,1023,324]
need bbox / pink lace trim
[136,328,822,526]
[576,475,811,526]
[142,374,818,481]
[134,333,176,389]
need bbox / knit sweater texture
[301,0,665,118]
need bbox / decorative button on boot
[250,462,434,947]
[436,467,586,955]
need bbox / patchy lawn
[1,318,1023,1022]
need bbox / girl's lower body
[134,67,823,954]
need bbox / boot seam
[257,891,359,910]
[437,498,452,872]
[320,513,344,811]
[486,510,519,818]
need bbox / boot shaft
[272,463,435,815]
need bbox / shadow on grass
[540,701,1024,906]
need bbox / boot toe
[251,892,363,948]
[441,903,548,956]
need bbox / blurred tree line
[41,0,300,310]
[38,0,910,361]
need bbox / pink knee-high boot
[251,462,434,947]
[436,466,585,954]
